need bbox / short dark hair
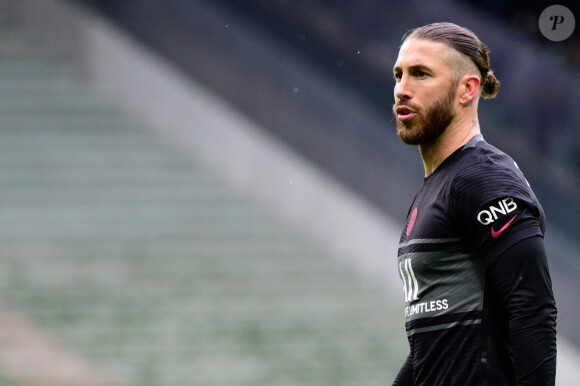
[404,22,500,99]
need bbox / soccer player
[391,23,557,385]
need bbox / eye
[413,69,428,78]
[393,72,402,81]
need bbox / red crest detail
[407,207,418,236]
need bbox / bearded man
[391,23,557,385]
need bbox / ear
[458,74,481,106]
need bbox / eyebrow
[393,64,434,74]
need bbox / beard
[393,84,457,146]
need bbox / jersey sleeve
[393,352,414,385]
[448,160,544,265]
[487,236,557,384]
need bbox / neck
[419,114,480,177]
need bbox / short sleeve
[448,161,544,265]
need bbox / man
[391,23,557,385]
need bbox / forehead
[394,38,451,71]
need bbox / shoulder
[446,140,542,229]
[446,142,545,260]
[450,142,531,201]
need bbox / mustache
[392,101,421,114]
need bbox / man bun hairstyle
[404,22,500,99]
[481,69,500,99]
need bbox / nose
[395,75,412,101]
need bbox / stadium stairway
[0,24,407,385]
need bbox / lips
[395,105,416,121]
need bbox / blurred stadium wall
[67,0,580,347]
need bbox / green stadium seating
[0,29,408,385]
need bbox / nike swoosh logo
[491,214,517,238]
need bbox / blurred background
[0,0,578,384]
